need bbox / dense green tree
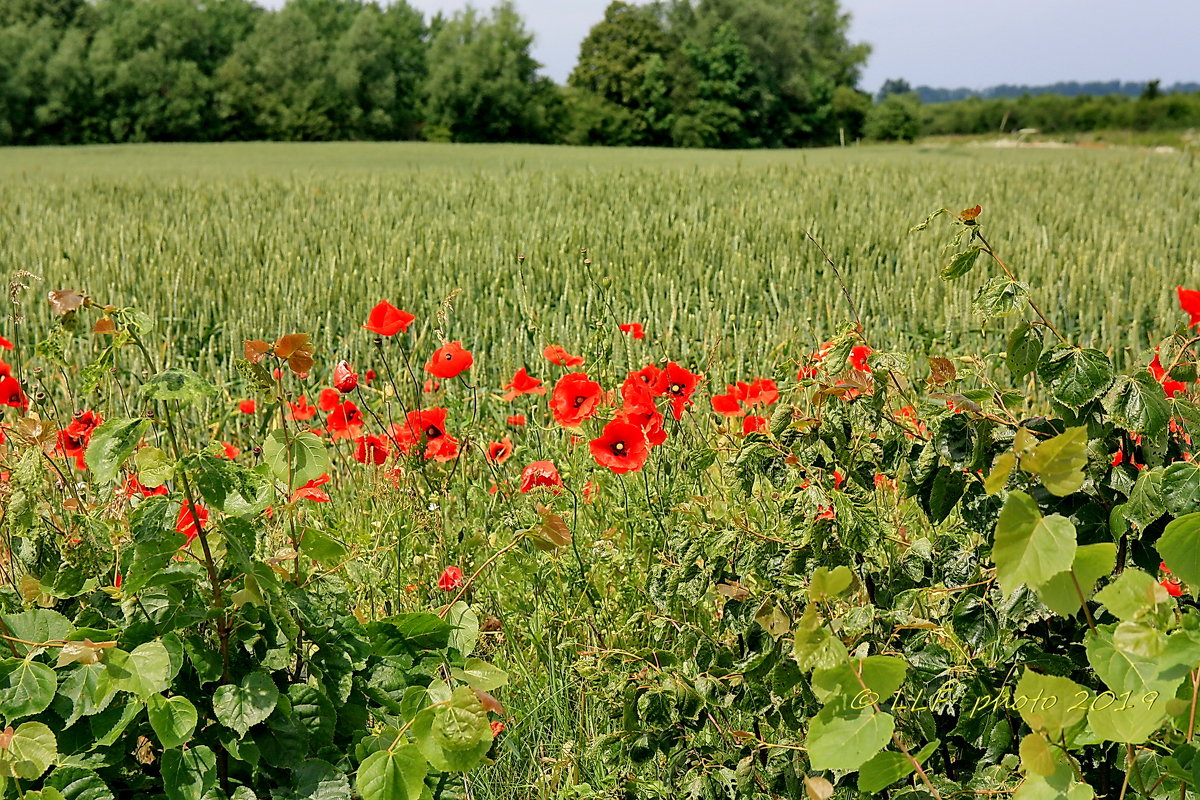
[422,1,555,143]
[669,22,755,148]
[567,1,676,145]
[864,92,920,141]
[876,77,911,102]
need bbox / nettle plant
[584,208,1200,798]
[0,292,508,800]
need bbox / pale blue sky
[398,0,1200,92]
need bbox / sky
[401,0,1200,93]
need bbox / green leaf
[808,566,853,602]
[0,658,56,721]
[124,497,186,594]
[449,658,507,692]
[263,430,330,488]
[1036,543,1116,617]
[1007,323,1043,380]
[1037,345,1115,409]
[134,446,173,488]
[1013,669,1089,739]
[0,610,70,658]
[1157,513,1200,593]
[993,491,1077,598]
[1093,570,1167,622]
[140,368,217,406]
[1105,372,1170,438]
[941,246,982,280]
[160,746,216,800]
[84,418,150,484]
[1116,467,1166,533]
[1163,464,1200,517]
[147,694,197,749]
[293,759,351,800]
[857,741,938,793]
[1020,426,1088,496]
[973,276,1030,318]
[299,528,349,568]
[213,671,279,736]
[413,687,494,772]
[792,604,849,672]
[185,453,271,517]
[105,642,171,699]
[806,708,895,772]
[45,767,114,800]
[0,721,57,779]
[355,745,427,800]
[445,602,479,656]
[811,656,907,707]
[369,614,453,656]
[985,452,1015,495]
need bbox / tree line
[2,0,1196,148]
[0,0,879,146]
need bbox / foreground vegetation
[2,143,1200,799]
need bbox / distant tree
[830,84,871,140]
[1141,79,1161,101]
[670,22,754,148]
[687,0,870,146]
[567,1,676,145]
[864,92,920,141]
[876,77,911,102]
[0,0,83,26]
[422,1,555,143]
[215,3,336,140]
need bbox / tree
[670,22,754,148]
[567,1,675,145]
[422,2,555,143]
[876,77,911,102]
[686,0,871,146]
[864,92,920,141]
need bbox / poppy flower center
[611,441,626,454]
[425,425,442,439]
[573,395,587,408]
[445,353,453,360]
[670,383,681,393]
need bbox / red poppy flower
[0,376,26,410]
[175,501,209,545]
[742,415,767,435]
[816,505,836,521]
[1111,449,1124,467]
[519,460,563,493]
[544,345,584,367]
[0,335,11,350]
[438,566,464,591]
[1179,286,1200,329]
[121,473,168,497]
[392,408,459,461]
[849,345,873,373]
[365,369,377,385]
[490,721,505,737]
[630,364,663,391]
[616,377,667,446]
[550,373,603,428]
[1149,350,1187,398]
[487,438,514,465]
[1162,578,1183,598]
[582,481,597,502]
[507,414,526,427]
[354,434,390,465]
[326,401,364,441]
[291,474,331,503]
[423,378,440,393]
[425,434,461,462]
[502,367,546,401]
[56,410,103,469]
[363,300,415,336]
[653,362,702,420]
[238,399,256,414]
[1161,561,1171,574]
[739,378,779,408]
[833,469,845,490]
[114,573,123,590]
[334,361,359,393]
[711,386,742,417]
[590,420,650,474]
[0,359,9,377]
[619,323,645,339]
[288,396,317,421]
[318,388,341,411]
[426,342,473,379]
[219,442,240,460]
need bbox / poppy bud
[334,361,359,393]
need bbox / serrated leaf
[1036,543,1116,617]
[212,672,278,736]
[993,491,1077,598]
[263,430,329,488]
[1105,372,1170,438]
[141,368,217,406]
[355,745,427,800]
[941,246,982,280]
[0,721,57,779]
[0,659,56,721]
[1037,345,1114,409]
[806,708,894,772]
[84,418,150,484]
[147,694,197,749]
[1007,323,1043,380]
[1021,426,1088,496]
[973,276,1029,317]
